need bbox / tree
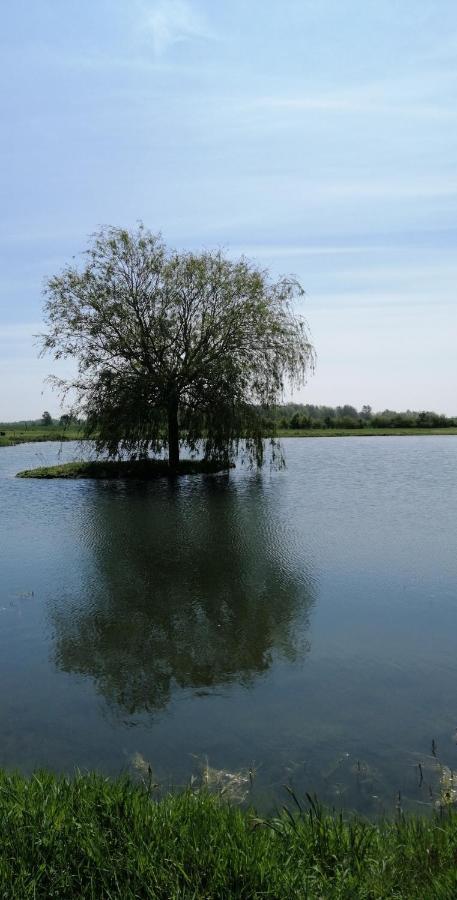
[41,410,52,426]
[59,412,78,427]
[41,225,314,467]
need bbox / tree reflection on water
[51,475,316,716]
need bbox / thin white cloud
[320,177,457,200]
[229,244,389,258]
[249,69,457,120]
[307,290,457,311]
[252,94,456,119]
[142,0,214,57]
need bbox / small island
[16,459,233,479]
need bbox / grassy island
[16,458,232,479]
[0,771,456,897]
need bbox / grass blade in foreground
[0,771,457,897]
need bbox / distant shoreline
[2,425,457,451]
[276,427,457,437]
[0,426,457,447]
[0,427,83,448]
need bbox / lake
[1,436,457,814]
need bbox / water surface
[1,437,456,813]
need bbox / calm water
[1,437,457,814]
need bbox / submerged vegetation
[0,771,457,897]
[16,459,232,479]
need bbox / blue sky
[1,0,456,418]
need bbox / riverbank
[16,459,232,478]
[2,425,457,449]
[276,426,457,437]
[0,425,83,447]
[0,770,456,898]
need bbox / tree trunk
[167,396,179,468]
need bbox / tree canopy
[41,225,314,466]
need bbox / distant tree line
[4,405,454,436]
[34,413,81,428]
[271,404,456,430]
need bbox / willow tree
[41,225,314,467]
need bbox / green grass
[16,458,232,479]
[0,424,83,447]
[3,424,457,449]
[0,772,456,897]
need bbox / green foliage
[59,412,79,427]
[0,771,457,897]
[41,224,314,466]
[41,410,52,426]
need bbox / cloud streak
[142,0,214,57]
[249,68,457,120]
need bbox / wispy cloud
[249,69,457,120]
[307,290,457,311]
[229,244,390,258]
[142,0,214,57]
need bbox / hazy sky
[1,0,456,418]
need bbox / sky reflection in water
[1,436,457,814]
